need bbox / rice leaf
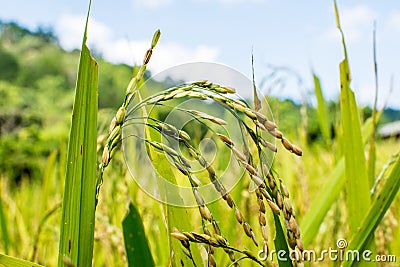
[313,72,331,142]
[252,53,261,111]
[367,23,379,187]
[39,151,57,219]
[0,254,44,267]
[273,214,292,267]
[31,203,62,262]
[57,2,99,265]
[301,4,384,248]
[300,158,345,246]
[361,109,383,144]
[123,202,155,267]
[151,153,203,266]
[137,88,202,266]
[0,195,9,254]
[300,107,383,247]
[335,3,376,265]
[342,152,400,267]
[335,0,371,234]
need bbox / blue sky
[1,0,399,108]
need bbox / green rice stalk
[126,79,302,265]
[96,30,161,204]
[171,230,267,267]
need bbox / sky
[1,0,399,108]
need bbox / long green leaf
[335,0,371,234]
[342,152,400,267]
[152,153,203,266]
[274,215,292,267]
[300,108,384,247]
[39,151,57,219]
[300,110,384,247]
[123,202,155,267]
[335,3,375,265]
[361,109,383,144]
[58,2,98,265]
[300,158,345,246]
[301,3,385,248]
[137,88,203,266]
[367,23,379,186]
[0,254,44,267]
[0,195,9,254]
[313,72,331,142]
[339,58,371,230]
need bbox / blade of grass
[31,202,62,262]
[342,152,400,267]
[361,109,383,144]
[313,72,331,142]
[300,106,382,247]
[57,1,99,266]
[335,0,371,234]
[123,202,155,267]
[0,194,9,254]
[335,3,376,265]
[274,215,292,267]
[301,4,384,248]
[151,153,203,267]
[339,56,372,229]
[300,158,345,246]
[367,22,379,187]
[251,52,261,112]
[39,151,57,220]
[0,254,44,267]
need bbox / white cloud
[322,5,376,44]
[55,14,220,75]
[193,0,269,5]
[387,10,400,32]
[56,14,86,50]
[132,0,266,9]
[151,44,220,74]
[218,0,267,3]
[132,0,173,9]
[199,0,267,4]
[56,14,112,50]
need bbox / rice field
[0,1,399,267]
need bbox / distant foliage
[0,21,58,44]
[0,48,19,81]
[0,21,399,183]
